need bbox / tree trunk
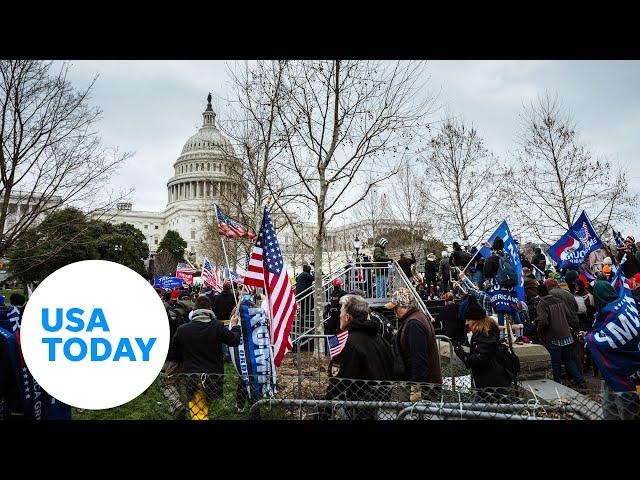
[313,182,327,356]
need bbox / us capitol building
[106,94,426,273]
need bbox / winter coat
[212,290,236,321]
[397,308,443,384]
[616,249,640,278]
[171,309,241,375]
[373,245,390,263]
[397,253,416,278]
[324,286,347,336]
[437,303,465,344]
[439,257,451,280]
[532,248,547,271]
[536,295,577,343]
[295,271,314,298]
[424,259,439,281]
[523,276,540,303]
[463,323,512,389]
[451,249,471,269]
[549,287,579,327]
[483,251,503,278]
[326,313,394,404]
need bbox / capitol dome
[166,94,245,208]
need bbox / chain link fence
[154,368,640,420]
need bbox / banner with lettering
[229,295,276,401]
[548,210,604,269]
[480,220,525,301]
[0,327,71,419]
[152,276,184,290]
[584,266,640,392]
[175,271,193,284]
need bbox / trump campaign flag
[243,207,297,366]
[584,262,640,392]
[479,220,525,301]
[547,210,604,269]
[229,294,276,401]
[176,262,196,283]
[0,327,71,419]
[153,276,184,290]
[215,204,257,240]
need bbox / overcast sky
[66,60,640,229]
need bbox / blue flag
[585,266,640,392]
[228,296,276,401]
[612,227,625,248]
[548,210,604,269]
[0,327,71,419]
[480,220,524,301]
[152,276,184,289]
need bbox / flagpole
[220,234,237,304]
[460,245,484,274]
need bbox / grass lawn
[73,363,251,421]
[0,288,26,305]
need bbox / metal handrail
[393,260,434,321]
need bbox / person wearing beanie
[482,237,505,279]
[324,277,347,336]
[211,281,236,322]
[373,238,392,298]
[452,296,513,397]
[439,251,451,294]
[386,288,442,393]
[536,284,586,389]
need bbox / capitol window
[196,164,199,171]
[207,163,210,171]
[144,225,148,229]
[191,230,196,240]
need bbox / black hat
[464,296,486,320]
[492,237,504,251]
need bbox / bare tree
[270,60,434,349]
[350,183,391,246]
[388,158,433,254]
[421,117,503,246]
[153,250,178,276]
[0,60,131,257]
[505,93,637,244]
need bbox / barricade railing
[154,372,640,420]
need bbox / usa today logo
[20,260,170,410]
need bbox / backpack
[574,294,587,314]
[389,326,407,380]
[495,254,517,288]
[495,341,520,379]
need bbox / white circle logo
[20,260,170,410]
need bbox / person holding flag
[243,207,297,367]
[584,263,640,418]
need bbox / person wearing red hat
[324,277,347,335]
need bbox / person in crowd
[211,281,236,321]
[450,241,472,270]
[323,295,394,420]
[386,288,442,401]
[452,296,513,401]
[439,250,451,294]
[531,247,547,280]
[545,277,583,372]
[518,242,532,269]
[397,252,416,280]
[424,253,439,300]
[483,237,524,341]
[458,271,492,318]
[171,295,241,420]
[373,237,391,298]
[324,278,348,336]
[2,293,25,332]
[295,264,315,334]
[470,251,485,288]
[437,292,465,344]
[616,235,640,278]
[522,267,540,304]
[572,280,595,373]
[602,257,614,281]
[360,253,374,298]
[536,284,586,389]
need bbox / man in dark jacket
[397,252,416,279]
[386,288,442,401]
[483,237,504,279]
[536,285,586,389]
[531,247,547,280]
[211,281,236,321]
[324,278,347,335]
[424,253,439,299]
[522,267,540,303]
[171,295,241,419]
[295,264,315,333]
[439,251,451,294]
[324,294,393,419]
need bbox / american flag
[244,208,297,366]
[237,254,256,293]
[328,330,349,359]
[176,262,197,274]
[612,227,625,248]
[215,204,257,240]
[202,258,223,291]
